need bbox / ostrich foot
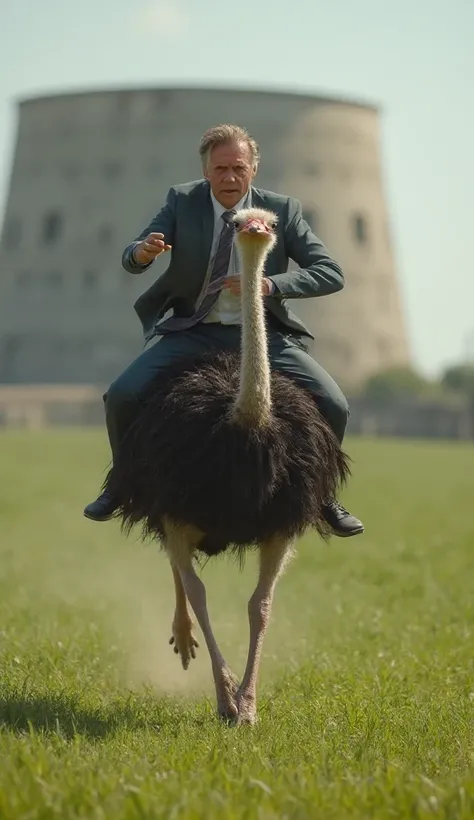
[215,667,240,723]
[234,690,257,726]
[169,616,199,671]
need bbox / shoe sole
[330,526,365,538]
[83,511,115,522]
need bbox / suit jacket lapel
[199,181,214,271]
[251,186,267,209]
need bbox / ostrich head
[233,208,278,236]
[232,208,278,265]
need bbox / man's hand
[223,276,273,297]
[132,232,172,265]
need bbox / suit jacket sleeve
[267,198,344,298]
[121,187,177,274]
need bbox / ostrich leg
[236,536,293,725]
[164,520,239,721]
[169,564,199,670]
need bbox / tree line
[360,363,474,406]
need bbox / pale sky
[1,0,473,377]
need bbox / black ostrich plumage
[104,350,351,557]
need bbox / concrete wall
[0,86,410,389]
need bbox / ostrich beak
[240,219,271,236]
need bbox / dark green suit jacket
[122,179,344,342]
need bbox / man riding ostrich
[103,207,351,724]
[84,123,364,541]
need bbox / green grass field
[1,430,473,819]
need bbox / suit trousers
[104,323,349,456]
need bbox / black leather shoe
[83,489,118,522]
[322,500,364,537]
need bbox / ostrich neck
[231,241,272,427]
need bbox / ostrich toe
[234,691,257,726]
[216,667,240,722]
[169,618,199,670]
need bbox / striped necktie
[157,208,236,333]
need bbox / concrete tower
[0,86,410,389]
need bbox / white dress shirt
[203,189,252,326]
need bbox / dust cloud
[9,517,255,698]
[6,505,315,700]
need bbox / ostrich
[105,208,350,725]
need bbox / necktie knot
[222,209,236,225]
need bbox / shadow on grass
[0,689,191,740]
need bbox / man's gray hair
[199,124,260,170]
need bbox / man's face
[204,141,257,208]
